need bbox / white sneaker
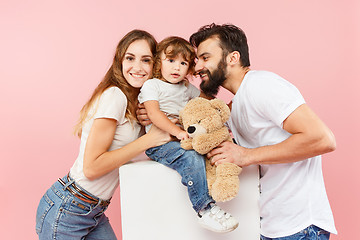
[198,204,239,233]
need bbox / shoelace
[210,205,231,220]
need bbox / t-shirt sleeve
[138,79,160,104]
[187,83,201,99]
[251,73,305,127]
[94,87,126,124]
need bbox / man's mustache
[194,69,210,77]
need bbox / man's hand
[207,141,251,167]
[136,103,152,126]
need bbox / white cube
[119,155,260,240]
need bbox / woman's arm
[143,100,187,140]
[83,118,172,180]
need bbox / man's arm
[208,104,336,167]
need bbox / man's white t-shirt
[138,78,200,132]
[227,70,336,238]
[70,87,142,200]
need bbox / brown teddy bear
[180,97,242,202]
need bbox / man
[189,23,337,239]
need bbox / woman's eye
[142,58,152,63]
[126,56,134,61]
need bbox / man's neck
[222,66,251,95]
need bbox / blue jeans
[146,141,214,212]
[35,175,117,240]
[260,225,330,240]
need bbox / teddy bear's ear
[209,99,231,123]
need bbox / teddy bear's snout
[186,124,207,138]
[187,126,196,134]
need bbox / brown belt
[57,174,110,207]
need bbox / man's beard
[199,58,227,98]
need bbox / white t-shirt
[227,70,336,238]
[70,87,142,200]
[138,78,200,132]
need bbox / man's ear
[227,51,241,66]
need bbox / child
[138,36,239,233]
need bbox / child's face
[160,51,189,84]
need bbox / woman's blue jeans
[146,141,214,213]
[35,175,117,240]
[261,225,330,240]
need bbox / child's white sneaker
[198,204,239,233]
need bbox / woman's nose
[132,60,142,71]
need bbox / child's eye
[181,61,188,66]
[168,59,175,63]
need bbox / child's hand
[176,130,189,141]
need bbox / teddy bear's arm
[193,127,231,154]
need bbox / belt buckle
[100,200,110,207]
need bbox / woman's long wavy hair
[74,30,157,137]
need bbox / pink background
[1,0,359,239]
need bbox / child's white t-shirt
[227,70,337,238]
[138,78,200,132]
[70,87,142,200]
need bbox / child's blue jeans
[146,141,214,213]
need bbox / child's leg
[146,141,239,233]
[146,141,214,212]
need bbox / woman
[35,30,171,239]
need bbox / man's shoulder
[247,70,280,80]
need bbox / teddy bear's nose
[187,126,196,134]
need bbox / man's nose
[194,61,203,73]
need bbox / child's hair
[73,30,157,137]
[153,36,196,81]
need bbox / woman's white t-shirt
[70,87,142,200]
[227,70,337,238]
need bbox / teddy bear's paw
[180,139,193,150]
[216,163,242,176]
[211,179,240,202]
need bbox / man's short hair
[189,23,250,67]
